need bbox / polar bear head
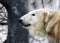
[19,9,53,36]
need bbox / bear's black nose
[19,19,23,24]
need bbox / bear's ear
[44,12,52,23]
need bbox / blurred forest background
[0,0,60,43]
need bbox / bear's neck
[29,28,46,37]
[29,33,49,43]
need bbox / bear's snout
[19,19,31,27]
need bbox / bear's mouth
[21,23,31,27]
[20,22,31,27]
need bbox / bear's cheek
[32,18,39,24]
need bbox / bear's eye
[32,14,35,16]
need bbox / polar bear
[19,9,60,43]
